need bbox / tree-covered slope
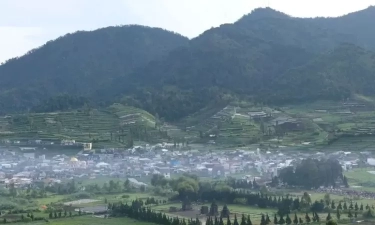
[0,25,188,113]
[1,7,375,122]
[104,23,315,120]
[268,44,375,103]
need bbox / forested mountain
[1,7,375,121]
[0,25,188,113]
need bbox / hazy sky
[1,0,374,63]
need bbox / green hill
[1,7,375,130]
[0,25,188,114]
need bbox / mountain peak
[237,7,291,22]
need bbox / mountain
[0,25,188,113]
[108,24,315,120]
[106,7,375,120]
[1,7,375,121]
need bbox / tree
[227,217,232,225]
[260,214,266,225]
[305,213,310,223]
[221,205,230,218]
[274,214,278,225]
[326,212,332,221]
[324,193,331,206]
[343,176,349,187]
[343,202,348,210]
[326,220,337,225]
[279,215,285,225]
[348,210,353,219]
[331,200,336,209]
[266,214,271,224]
[293,214,298,225]
[298,218,303,224]
[246,215,252,225]
[241,214,247,225]
[219,217,225,225]
[336,209,340,220]
[233,214,239,225]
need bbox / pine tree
[49,212,52,219]
[366,204,370,210]
[266,214,271,224]
[326,212,332,221]
[338,202,343,210]
[298,218,303,224]
[279,215,285,225]
[343,202,348,210]
[234,214,239,225]
[241,214,247,225]
[331,200,336,209]
[315,212,320,222]
[348,210,353,218]
[293,214,298,225]
[360,203,364,211]
[246,215,252,225]
[219,217,225,225]
[305,213,310,223]
[336,209,341,220]
[206,217,211,225]
[274,214,278,225]
[349,202,354,209]
[221,205,230,218]
[355,202,359,211]
[261,214,266,225]
[227,217,232,225]
[354,211,358,218]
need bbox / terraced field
[0,104,167,148]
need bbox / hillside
[1,7,375,124]
[0,25,188,113]
[0,104,169,148]
[262,44,375,104]
[109,8,375,120]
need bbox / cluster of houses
[1,141,374,189]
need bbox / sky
[0,0,375,63]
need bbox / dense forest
[1,7,375,121]
[0,25,188,114]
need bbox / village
[1,141,374,190]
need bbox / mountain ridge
[1,7,375,121]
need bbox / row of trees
[110,200,201,225]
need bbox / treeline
[111,200,201,225]
[277,158,344,188]
[31,94,89,113]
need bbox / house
[271,117,302,131]
[248,111,271,120]
[159,168,171,179]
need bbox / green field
[0,103,169,148]
[1,98,375,148]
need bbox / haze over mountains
[1,7,375,121]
